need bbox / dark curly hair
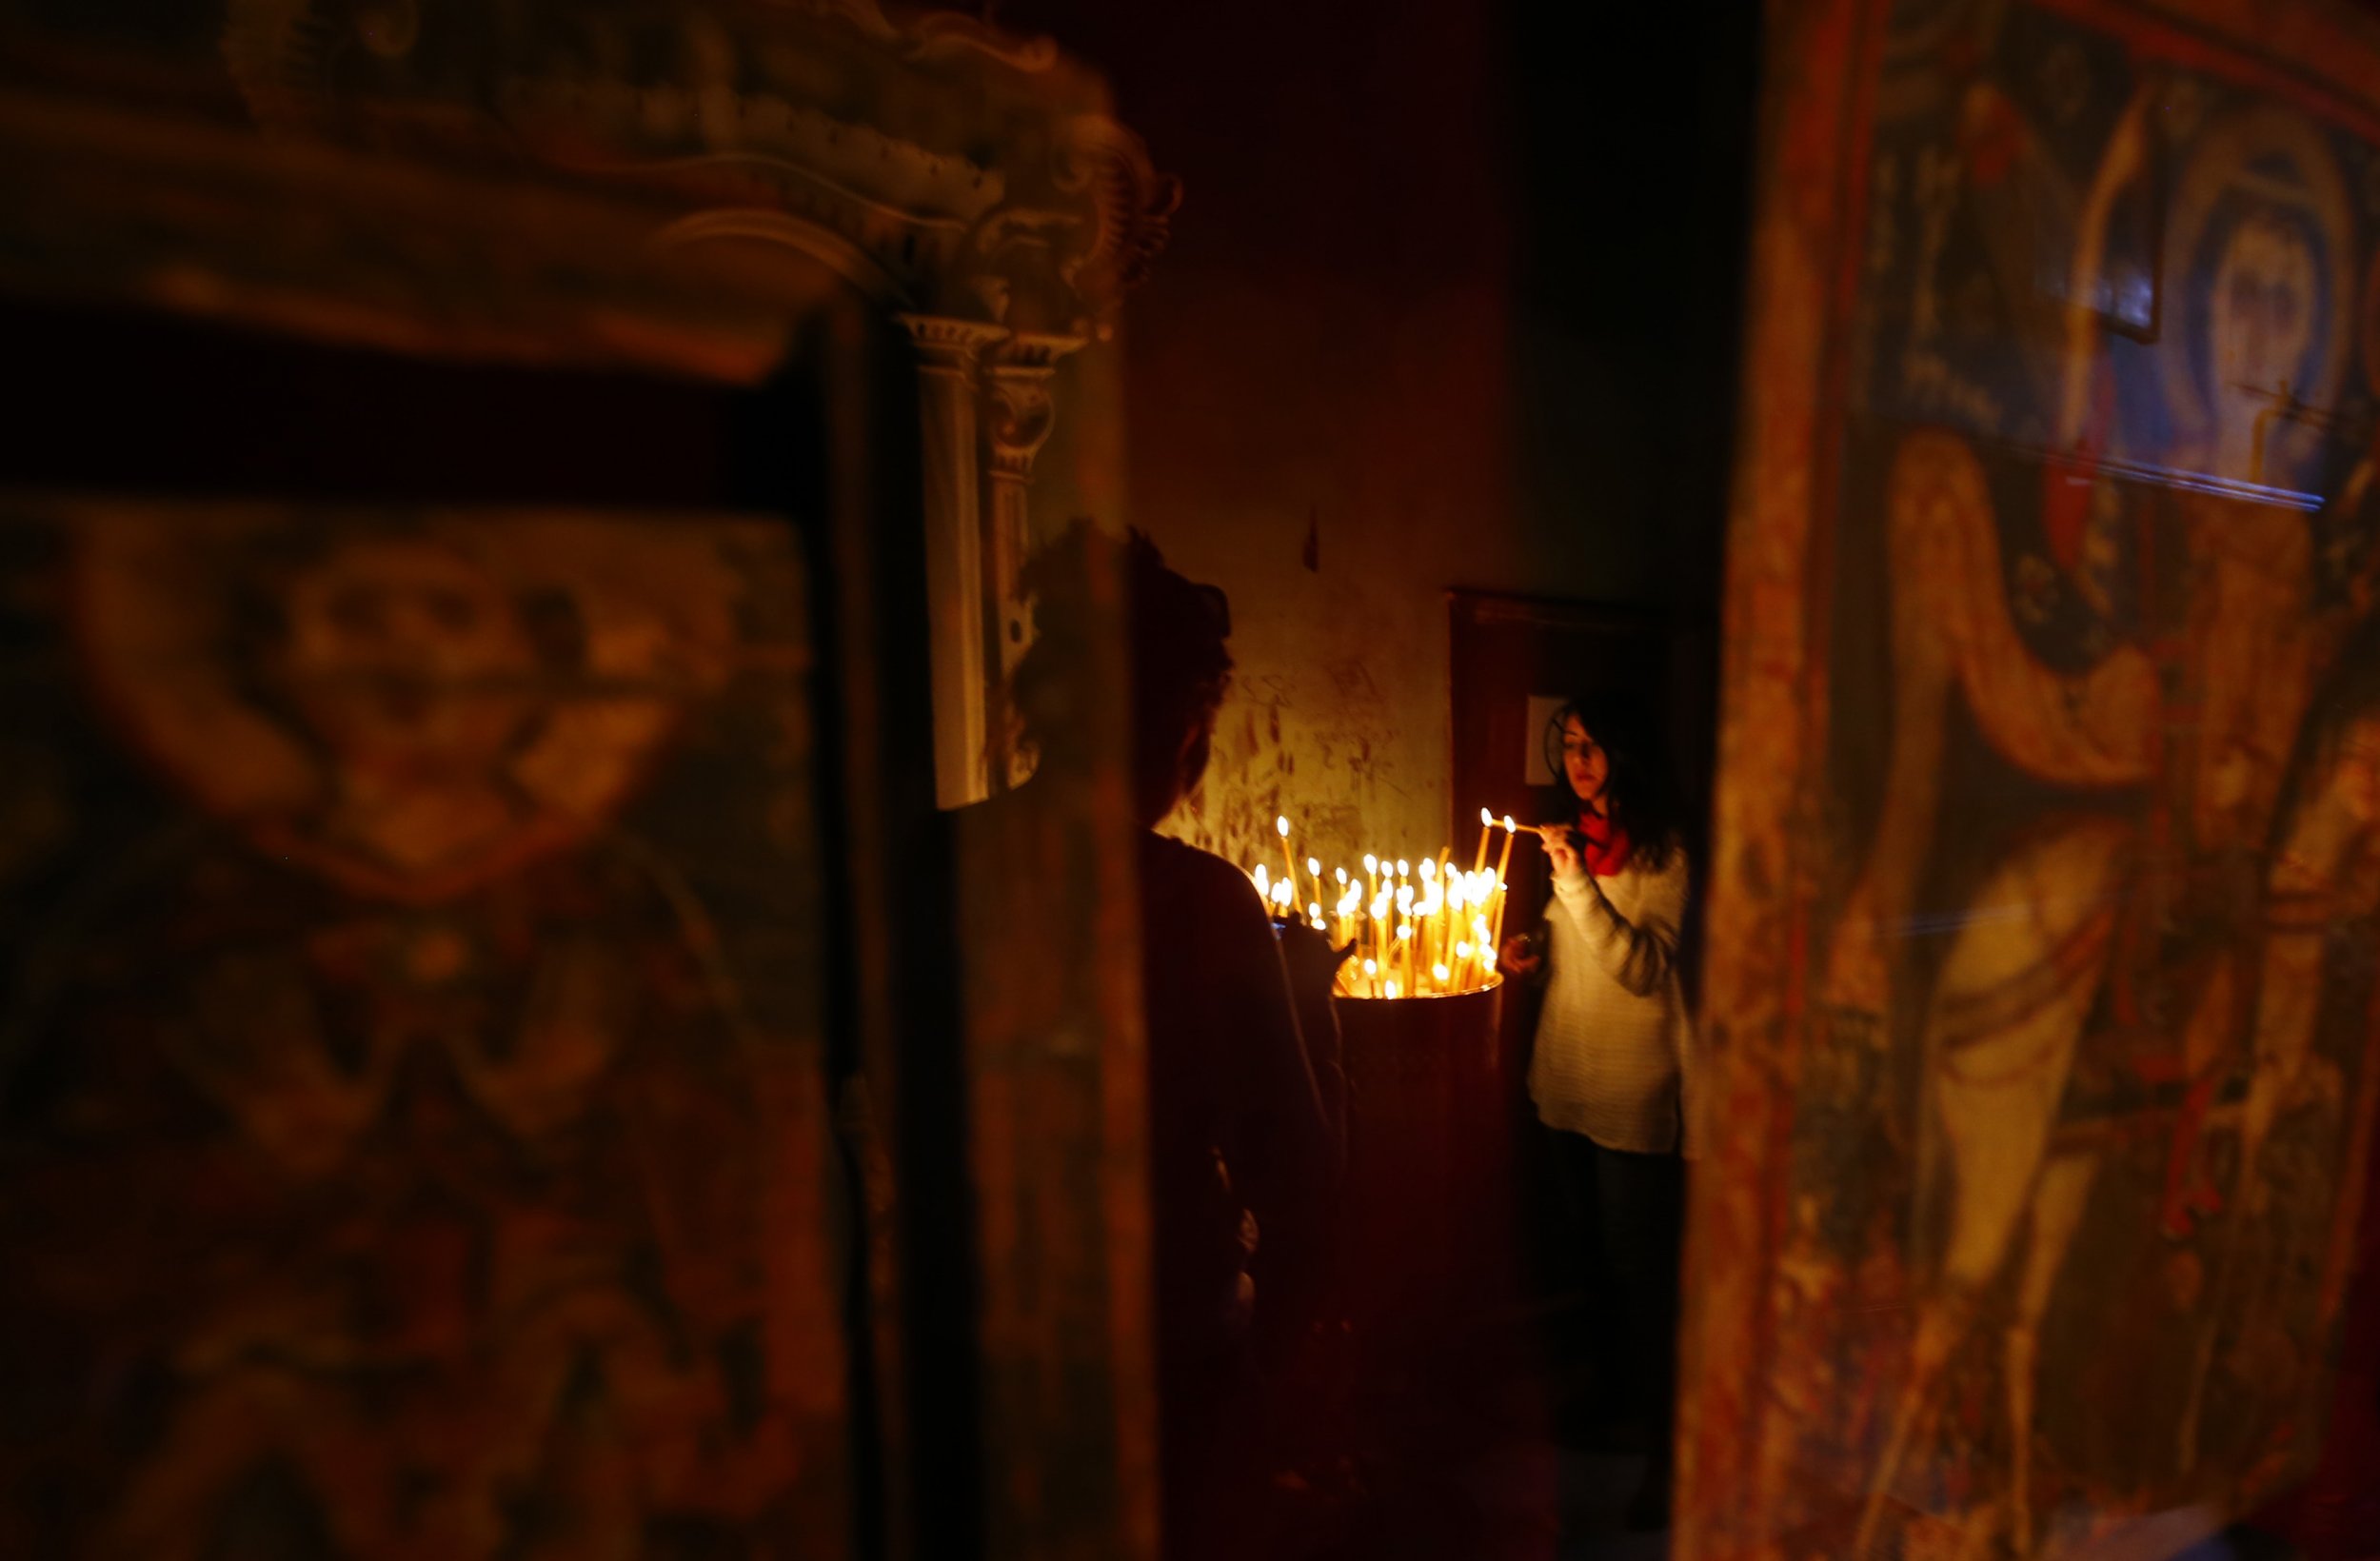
[1541,690,1681,872]
[1010,521,1233,817]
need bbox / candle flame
[1273,822,1517,999]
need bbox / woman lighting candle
[1497,694,1695,1526]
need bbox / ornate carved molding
[900,312,1012,372]
[982,335,1082,480]
[1051,114,1180,313]
[219,0,1176,334]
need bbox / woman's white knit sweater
[1525,843,1697,1156]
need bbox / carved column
[901,313,1012,808]
[982,330,1086,789]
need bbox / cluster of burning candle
[1254,809,1522,1000]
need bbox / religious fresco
[0,504,849,1555]
[1686,1,2380,1556]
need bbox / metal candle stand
[1334,978,1506,1337]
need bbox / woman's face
[1560,716,1608,807]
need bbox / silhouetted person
[1007,522,1344,1557]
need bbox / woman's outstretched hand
[1537,822,1582,879]
[1498,936,1542,978]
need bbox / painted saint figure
[1824,91,2380,1554]
[0,511,836,1556]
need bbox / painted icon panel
[0,502,849,1555]
[1688,2,2380,1555]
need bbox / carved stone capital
[898,314,1011,380]
[982,333,1086,479]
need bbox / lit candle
[1278,815,1300,899]
[1421,884,1441,978]
[1473,807,1494,876]
[1306,855,1324,909]
[1489,817,1518,955]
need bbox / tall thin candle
[1488,816,1519,955]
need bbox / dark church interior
[2,1,2379,1558]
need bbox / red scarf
[1576,809,1633,878]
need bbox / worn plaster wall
[1013,1,1757,873]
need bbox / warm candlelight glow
[1243,809,1516,1000]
